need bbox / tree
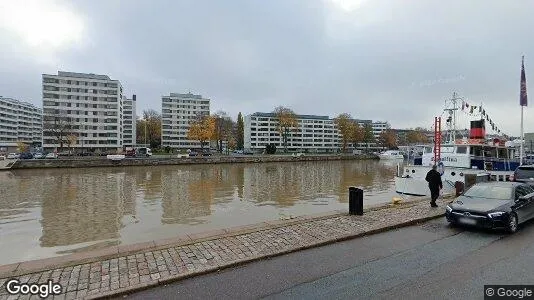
[406,128,430,144]
[362,124,375,148]
[212,111,234,153]
[136,109,161,148]
[265,144,277,154]
[334,113,354,153]
[187,115,216,150]
[16,141,28,153]
[66,134,78,155]
[378,129,397,149]
[273,106,298,153]
[43,113,73,151]
[237,112,244,150]
[350,121,365,148]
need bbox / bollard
[349,187,364,215]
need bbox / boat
[378,150,405,160]
[395,92,522,197]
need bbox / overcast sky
[1,0,534,136]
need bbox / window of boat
[463,185,512,200]
[483,147,496,157]
[456,146,467,154]
[470,146,483,156]
[498,148,508,159]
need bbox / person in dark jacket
[425,165,443,207]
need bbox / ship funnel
[469,119,485,139]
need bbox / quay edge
[4,154,379,170]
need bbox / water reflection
[0,160,401,264]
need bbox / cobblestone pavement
[0,197,449,300]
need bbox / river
[0,159,407,265]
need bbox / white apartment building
[161,93,210,149]
[42,71,124,152]
[0,97,42,152]
[122,94,137,147]
[244,112,389,152]
[244,113,341,153]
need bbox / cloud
[1,0,534,136]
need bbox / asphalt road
[116,217,534,300]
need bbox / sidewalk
[0,196,451,300]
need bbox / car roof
[475,181,523,187]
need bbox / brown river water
[0,159,408,265]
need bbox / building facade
[161,93,210,149]
[244,112,389,153]
[42,71,124,152]
[0,97,42,153]
[122,95,137,148]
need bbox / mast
[444,92,462,143]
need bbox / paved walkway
[0,197,450,300]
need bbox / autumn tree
[187,115,216,150]
[334,113,355,153]
[16,141,29,153]
[350,121,365,148]
[406,128,430,144]
[378,129,398,149]
[66,134,78,155]
[237,112,244,150]
[136,109,161,149]
[273,106,298,152]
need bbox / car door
[519,184,534,221]
[513,185,533,223]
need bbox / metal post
[349,187,363,215]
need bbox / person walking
[425,164,443,207]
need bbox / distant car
[511,165,534,183]
[233,150,244,154]
[33,152,44,159]
[201,151,212,156]
[125,149,136,157]
[243,150,254,155]
[20,152,34,159]
[45,153,58,159]
[7,153,19,159]
[445,181,534,233]
[189,151,199,157]
[136,147,152,157]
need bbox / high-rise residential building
[42,71,123,152]
[0,97,42,152]
[244,112,390,153]
[161,93,210,149]
[122,94,137,147]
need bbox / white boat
[378,150,404,160]
[395,92,522,197]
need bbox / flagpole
[521,105,524,165]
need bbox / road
[116,218,534,300]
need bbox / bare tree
[43,112,73,151]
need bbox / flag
[521,56,528,106]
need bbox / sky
[1,0,534,136]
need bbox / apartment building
[161,93,210,149]
[42,71,123,152]
[0,97,42,152]
[244,112,389,152]
[244,112,341,153]
[122,95,137,147]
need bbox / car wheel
[507,213,518,233]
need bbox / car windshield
[463,185,512,200]
[515,167,534,179]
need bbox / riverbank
[6,154,379,170]
[0,196,451,300]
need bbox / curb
[85,212,445,299]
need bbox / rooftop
[167,93,207,99]
[0,97,41,111]
[45,71,114,81]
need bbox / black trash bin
[349,187,363,215]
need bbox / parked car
[7,153,19,159]
[511,164,534,183]
[445,181,534,233]
[125,149,136,157]
[243,150,254,155]
[136,147,152,157]
[45,153,58,159]
[201,150,212,156]
[189,151,199,157]
[33,152,44,159]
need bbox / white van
[136,147,152,157]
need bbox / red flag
[521,56,528,106]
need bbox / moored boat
[378,150,405,160]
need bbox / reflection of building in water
[243,162,342,207]
[39,170,127,247]
[160,165,241,224]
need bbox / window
[456,146,467,154]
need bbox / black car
[445,181,534,233]
[19,152,34,159]
[511,164,534,183]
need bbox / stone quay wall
[9,154,379,170]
